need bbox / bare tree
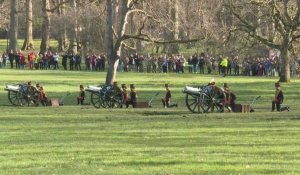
[226,0,300,82]
[168,0,180,53]
[68,0,77,53]
[22,0,34,50]
[57,0,67,51]
[40,0,51,53]
[105,0,119,85]
[9,0,18,52]
[104,0,206,84]
[0,0,9,28]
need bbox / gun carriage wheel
[6,84,39,106]
[184,85,225,113]
[7,87,21,106]
[100,85,123,108]
[90,92,102,108]
[19,85,40,106]
[86,85,124,109]
[201,86,225,113]
[85,86,102,108]
[185,87,204,113]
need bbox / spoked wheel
[185,93,203,113]
[8,90,22,106]
[107,87,124,108]
[201,86,225,113]
[19,85,39,106]
[100,85,113,108]
[100,85,124,108]
[90,92,102,108]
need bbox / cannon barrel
[4,85,20,92]
[182,86,201,95]
[85,85,102,93]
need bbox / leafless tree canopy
[1,0,300,82]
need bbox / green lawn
[0,69,300,174]
[0,39,58,53]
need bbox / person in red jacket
[18,50,25,69]
[28,52,35,70]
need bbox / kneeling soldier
[77,85,85,105]
[162,84,177,108]
[272,82,287,112]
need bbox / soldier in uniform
[77,85,85,105]
[126,84,137,108]
[162,84,177,108]
[223,83,236,112]
[39,86,48,106]
[121,84,128,105]
[272,82,287,112]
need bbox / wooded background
[0,0,300,83]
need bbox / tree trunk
[68,0,77,53]
[105,0,130,85]
[169,0,179,54]
[40,0,51,53]
[58,0,67,52]
[105,0,116,85]
[279,43,291,82]
[9,0,18,52]
[22,0,34,50]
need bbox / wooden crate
[135,102,150,108]
[234,104,250,113]
[50,99,60,107]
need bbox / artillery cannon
[85,84,124,109]
[183,85,226,113]
[4,84,39,106]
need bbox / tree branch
[112,26,118,39]
[122,34,204,44]
[122,42,136,50]
[291,34,300,43]
[282,0,292,24]
[228,1,281,49]
[46,0,71,13]
[291,0,300,31]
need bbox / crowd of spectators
[116,52,299,77]
[1,49,299,77]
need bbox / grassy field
[0,69,300,174]
[0,39,58,53]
